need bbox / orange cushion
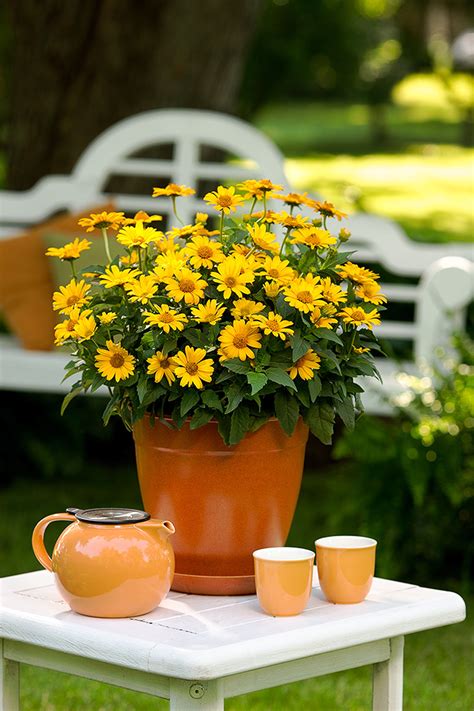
[0,204,115,350]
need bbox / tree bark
[5,0,262,190]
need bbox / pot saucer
[172,572,256,596]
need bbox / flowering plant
[49,180,386,445]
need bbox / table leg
[170,679,224,710]
[372,636,404,711]
[1,640,20,711]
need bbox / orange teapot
[32,507,175,618]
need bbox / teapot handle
[32,513,76,572]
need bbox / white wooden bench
[1,109,472,413]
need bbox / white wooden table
[0,570,465,710]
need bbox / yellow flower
[74,314,97,341]
[46,238,91,261]
[53,279,91,314]
[117,224,158,249]
[95,340,135,382]
[204,186,244,214]
[191,299,226,325]
[339,227,351,242]
[246,209,278,224]
[320,277,347,305]
[272,211,309,229]
[253,311,294,340]
[195,212,209,224]
[184,235,224,269]
[238,179,283,200]
[124,210,163,226]
[99,265,141,289]
[247,223,279,254]
[167,224,201,240]
[152,183,195,198]
[311,304,338,329]
[173,346,214,388]
[78,211,125,232]
[164,267,207,305]
[219,320,262,361]
[98,311,117,325]
[211,257,254,299]
[338,306,381,329]
[156,234,179,254]
[308,200,348,221]
[264,281,282,299]
[336,262,379,284]
[147,351,177,385]
[273,192,310,207]
[144,305,187,332]
[125,275,158,304]
[54,306,87,344]
[353,346,370,354]
[258,256,294,284]
[153,252,188,282]
[284,277,325,313]
[355,281,387,305]
[288,349,321,380]
[291,227,337,250]
[120,250,139,266]
[231,299,265,319]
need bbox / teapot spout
[138,519,175,537]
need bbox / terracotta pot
[133,417,309,595]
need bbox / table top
[0,570,465,680]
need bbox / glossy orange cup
[253,547,315,616]
[315,535,377,604]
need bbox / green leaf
[137,375,149,404]
[304,402,335,445]
[180,389,200,416]
[229,405,250,445]
[308,374,322,403]
[189,408,214,430]
[247,372,268,395]
[201,390,223,412]
[223,359,251,374]
[141,384,166,409]
[313,328,343,346]
[274,391,299,436]
[336,397,355,430]
[290,333,309,361]
[266,367,297,391]
[102,390,121,426]
[224,383,245,414]
[60,384,83,416]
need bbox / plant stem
[219,211,224,240]
[279,227,291,257]
[172,197,184,225]
[101,227,112,263]
[69,260,77,279]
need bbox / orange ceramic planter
[32,508,175,617]
[133,417,309,595]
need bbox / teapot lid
[66,507,150,525]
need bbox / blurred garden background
[0,0,473,709]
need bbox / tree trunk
[5,0,262,190]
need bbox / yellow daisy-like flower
[156,234,179,254]
[231,299,265,319]
[152,183,195,198]
[264,281,282,299]
[238,178,283,200]
[153,252,188,282]
[211,257,254,299]
[74,314,97,341]
[99,265,141,289]
[144,305,187,332]
[184,235,224,269]
[253,312,294,340]
[78,211,125,232]
[219,320,262,361]
[311,304,338,329]
[284,277,325,314]
[291,227,337,250]
[167,224,201,240]
[124,210,163,226]
[320,277,347,305]
[54,306,88,344]
[258,256,294,284]
[246,209,278,224]
[117,224,158,249]
[191,299,226,325]
[336,262,379,285]
[147,351,177,385]
[53,279,91,314]
[125,275,158,304]
[195,212,209,224]
[120,250,139,267]
[353,346,370,354]
[46,238,92,261]
[308,200,348,221]
[272,211,309,229]
[288,349,321,380]
[97,311,117,325]
[204,186,244,214]
[164,267,207,305]
[338,306,381,329]
[173,346,214,389]
[273,192,310,207]
[355,281,387,305]
[95,340,135,382]
[247,223,279,254]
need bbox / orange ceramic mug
[253,547,315,616]
[315,535,377,604]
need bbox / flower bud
[339,227,351,242]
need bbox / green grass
[255,102,474,243]
[2,467,472,711]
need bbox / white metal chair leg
[170,678,224,710]
[1,641,19,711]
[372,636,404,711]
